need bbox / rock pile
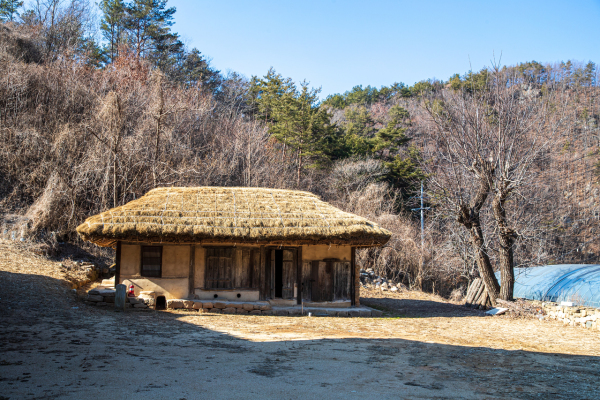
[60,260,114,289]
[359,268,407,292]
[541,302,600,330]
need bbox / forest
[1,0,599,302]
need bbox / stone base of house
[84,287,382,317]
[166,299,382,317]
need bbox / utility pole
[411,182,430,249]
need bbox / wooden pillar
[260,245,266,300]
[189,244,195,299]
[115,241,122,289]
[350,247,356,306]
[296,246,302,305]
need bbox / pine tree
[99,0,126,62]
[124,0,177,60]
[0,0,23,22]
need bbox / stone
[235,308,248,314]
[87,295,103,302]
[96,302,107,307]
[209,308,221,313]
[223,307,236,314]
[359,310,372,318]
[371,309,383,317]
[232,303,245,309]
[98,289,115,296]
[88,288,100,295]
[203,302,213,309]
[336,310,349,317]
[586,321,593,328]
[287,308,302,316]
[104,296,115,303]
[129,297,143,304]
[214,302,228,309]
[115,284,127,311]
[262,310,274,316]
[242,303,254,311]
[390,287,398,292]
[580,310,588,317]
[273,309,289,316]
[142,297,156,307]
[193,301,203,309]
[183,300,194,309]
[167,300,184,309]
[348,310,360,318]
[134,303,147,308]
[249,310,261,315]
[257,304,271,311]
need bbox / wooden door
[281,249,295,299]
[205,247,233,289]
[311,261,333,302]
[333,261,351,300]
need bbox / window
[141,246,162,277]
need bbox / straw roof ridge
[76,186,392,248]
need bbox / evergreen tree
[124,0,178,60]
[99,0,126,62]
[174,48,221,91]
[0,0,23,22]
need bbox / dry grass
[76,186,392,247]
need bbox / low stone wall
[542,302,600,330]
[85,286,151,309]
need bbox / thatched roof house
[77,187,391,309]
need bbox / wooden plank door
[205,247,233,289]
[281,249,296,299]
[311,261,333,302]
[333,261,351,300]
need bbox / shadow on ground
[361,295,486,318]
[1,270,598,400]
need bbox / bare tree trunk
[456,160,500,305]
[492,193,516,301]
[296,149,302,187]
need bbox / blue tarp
[496,265,600,308]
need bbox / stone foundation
[165,299,382,317]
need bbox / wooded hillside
[1,0,599,298]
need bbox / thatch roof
[76,187,392,248]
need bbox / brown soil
[1,239,599,400]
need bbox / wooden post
[296,246,302,305]
[115,241,122,289]
[350,247,356,306]
[189,244,195,299]
[260,245,266,300]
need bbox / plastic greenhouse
[497,265,600,308]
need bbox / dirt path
[1,240,599,399]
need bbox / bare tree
[422,66,567,303]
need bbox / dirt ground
[1,239,599,400]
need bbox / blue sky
[169,0,600,97]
